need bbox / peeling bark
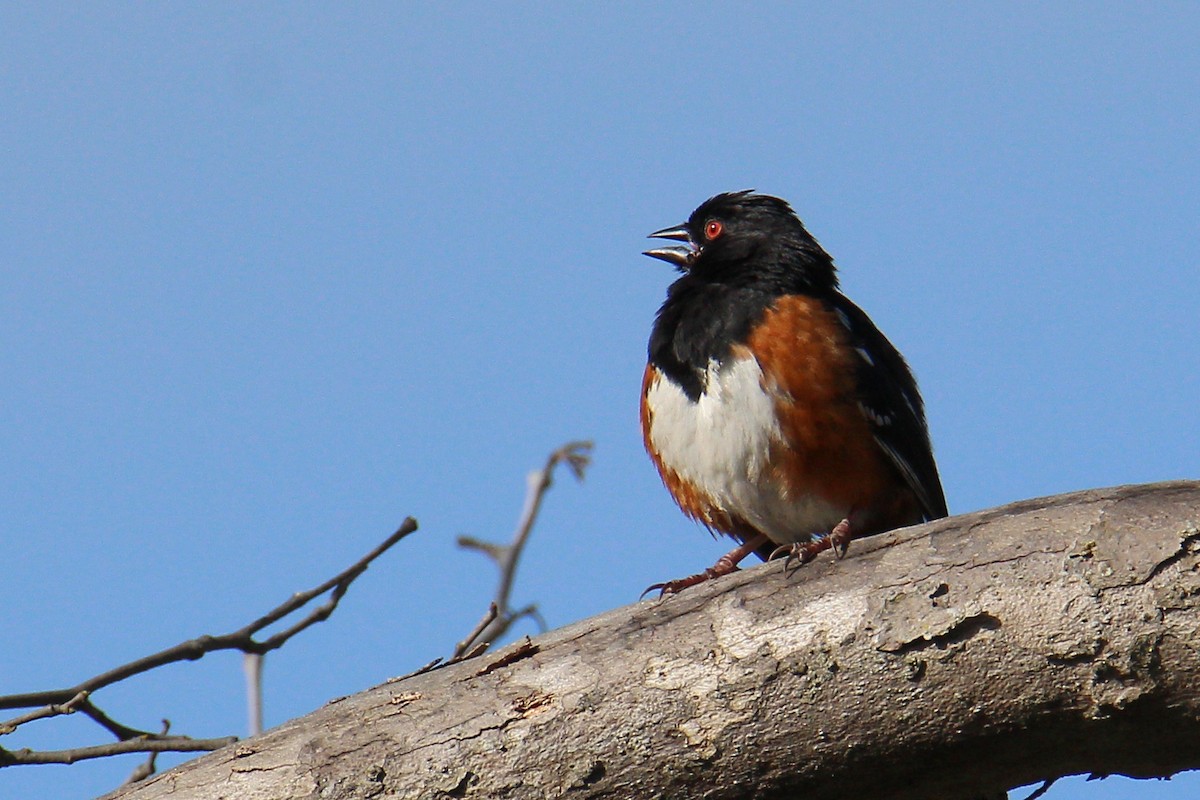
[105,481,1200,800]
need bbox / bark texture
[106,481,1200,800]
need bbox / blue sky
[2,5,1197,798]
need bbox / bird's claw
[641,566,737,599]
[767,518,855,570]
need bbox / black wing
[827,292,948,520]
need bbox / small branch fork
[452,441,592,661]
[0,517,418,769]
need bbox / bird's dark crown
[645,191,843,400]
[678,190,838,293]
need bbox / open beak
[643,223,695,269]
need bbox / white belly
[645,356,844,543]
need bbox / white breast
[645,355,844,543]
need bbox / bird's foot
[642,534,768,598]
[642,565,737,598]
[828,517,853,558]
[768,518,854,568]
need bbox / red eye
[704,219,724,240]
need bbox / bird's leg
[643,533,770,598]
[827,517,852,558]
[769,517,855,568]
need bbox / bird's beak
[643,223,695,269]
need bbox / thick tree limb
[104,482,1200,800]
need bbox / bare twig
[122,720,170,785]
[0,690,89,733]
[0,735,238,767]
[451,603,500,661]
[0,517,418,768]
[454,441,591,659]
[75,699,146,740]
[244,654,263,736]
[386,658,444,684]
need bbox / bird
[640,190,947,595]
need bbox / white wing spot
[859,401,893,427]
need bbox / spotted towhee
[641,191,947,594]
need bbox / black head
[644,190,838,292]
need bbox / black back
[826,292,948,520]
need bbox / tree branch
[1,735,238,767]
[453,441,592,658]
[101,482,1200,800]
[244,654,264,736]
[0,518,418,769]
[122,721,170,785]
[0,690,90,733]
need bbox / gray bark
[105,481,1200,800]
